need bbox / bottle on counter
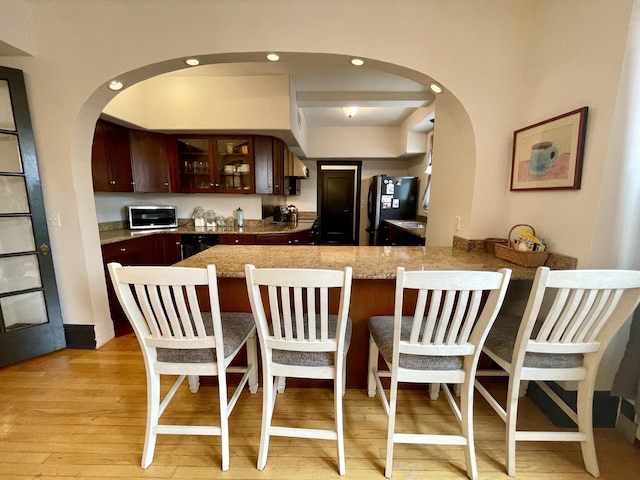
[236,207,244,228]
[288,205,298,225]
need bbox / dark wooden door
[0,66,66,366]
[319,169,356,244]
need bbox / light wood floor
[1,333,639,480]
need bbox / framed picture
[510,107,588,191]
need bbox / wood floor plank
[0,333,638,479]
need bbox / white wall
[0,1,636,393]
[94,193,263,224]
[104,75,292,131]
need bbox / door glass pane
[0,254,42,294]
[0,81,16,131]
[0,176,29,213]
[0,134,22,172]
[217,138,251,191]
[2,292,48,330]
[177,138,211,190]
[0,217,35,254]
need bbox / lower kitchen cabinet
[218,231,313,245]
[219,234,256,245]
[101,234,182,336]
[156,233,183,264]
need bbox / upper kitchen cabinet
[216,136,254,193]
[254,135,286,195]
[173,136,255,194]
[174,136,213,192]
[91,119,134,192]
[129,129,171,193]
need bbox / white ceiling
[162,59,435,130]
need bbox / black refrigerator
[366,175,419,245]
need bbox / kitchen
[92,62,434,250]
[1,0,640,462]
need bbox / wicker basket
[494,224,549,267]
[484,237,508,255]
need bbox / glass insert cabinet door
[216,137,254,192]
[0,66,65,366]
[176,137,214,192]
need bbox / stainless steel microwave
[127,205,178,230]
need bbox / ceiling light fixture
[351,58,364,66]
[266,53,280,62]
[108,80,124,91]
[342,106,358,118]
[429,82,444,94]
[185,58,200,66]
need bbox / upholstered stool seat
[157,312,256,363]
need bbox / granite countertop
[99,221,313,245]
[173,244,547,281]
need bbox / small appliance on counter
[127,205,177,230]
[273,205,290,223]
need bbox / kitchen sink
[397,221,426,229]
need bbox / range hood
[286,151,309,179]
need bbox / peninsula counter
[174,244,574,387]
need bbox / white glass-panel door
[0,67,65,366]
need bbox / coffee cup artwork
[528,141,558,176]
[510,107,588,191]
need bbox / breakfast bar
[173,242,576,387]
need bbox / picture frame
[510,106,588,191]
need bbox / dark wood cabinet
[254,135,286,195]
[101,234,182,336]
[155,233,182,264]
[256,230,312,245]
[101,236,157,336]
[129,129,171,193]
[173,136,255,194]
[254,135,274,194]
[219,234,256,245]
[93,123,295,196]
[91,119,134,192]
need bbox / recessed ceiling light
[185,58,200,66]
[108,80,124,91]
[351,58,364,66]
[429,82,443,94]
[342,106,359,118]
[266,53,280,62]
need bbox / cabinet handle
[234,239,239,243]
[164,182,169,186]
[109,180,116,185]
[120,248,126,252]
[175,242,181,245]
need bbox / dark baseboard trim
[528,381,619,428]
[63,324,96,349]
